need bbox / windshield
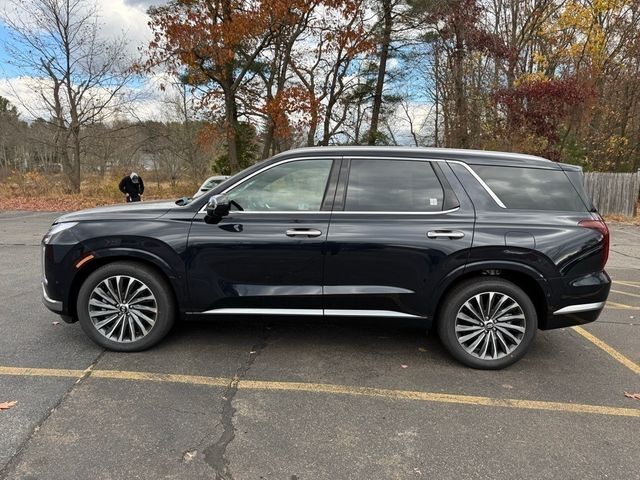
[203,179,222,190]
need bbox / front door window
[227,159,333,212]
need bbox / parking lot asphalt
[0,210,638,480]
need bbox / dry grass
[0,172,200,212]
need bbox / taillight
[579,218,609,269]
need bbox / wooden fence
[584,172,640,217]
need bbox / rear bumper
[542,271,611,330]
[547,302,605,329]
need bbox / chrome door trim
[198,308,324,315]
[191,307,425,318]
[323,309,425,318]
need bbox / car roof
[271,146,561,169]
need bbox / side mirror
[205,194,230,223]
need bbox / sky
[0,0,433,144]
[0,0,166,121]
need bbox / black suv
[42,147,611,368]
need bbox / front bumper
[42,282,63,313]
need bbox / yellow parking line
[572,326,640,375]
[606,301,640,310]
[1,365,638,418]
[610,289,640,299]
[240,380,640,418]
[0,365,84,378]
[91,369,229,387]
[613,280,640,288]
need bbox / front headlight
[42,222,78,245]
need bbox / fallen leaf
[418,347,427,352]
[624,392,640,400]
[182,450,197,462]
[400,364,408,369]
[0,400,17,411]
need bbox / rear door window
[472,165,589,211]
[344,159,445,212]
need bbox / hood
[55,200,179,223]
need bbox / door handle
[427,230,465,239]
[286,228,323,238]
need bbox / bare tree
[2,0,136,192]
[368,0,394,145]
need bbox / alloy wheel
[454,291,526,360]
[88,275,157,343]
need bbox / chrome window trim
[553,302,605,315]
[458,163,507,208]
[221,156,336,194]
[341,156,506,209]
[198,155,506,213]
[331,207,460,215]
[199,156,336,214]
[198,207,459,216]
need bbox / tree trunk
[70,129,81,193]
[434,41,440,147]
[368,0,392,146]
[306,95,319,146]
[224,90,239,172]
[452,20,469,148]
[261,120,274,159]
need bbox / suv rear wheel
[77,262,175,351]
[437,278,537,369]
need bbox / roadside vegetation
[0,0,639,212]
[0,172,198,212]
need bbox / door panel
[323,159,475,318]
[185,158,337,313]
[187,212,330,311]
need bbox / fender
[69,246,189,310]
[92,247,182,280]
[427,260,549,319]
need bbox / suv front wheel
[437,278,537,369]
[77,261,175,351]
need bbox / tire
[437,277,537,369]
[77,261,175,351]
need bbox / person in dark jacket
[119,172,144,202]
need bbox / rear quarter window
[472,165,588,211]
